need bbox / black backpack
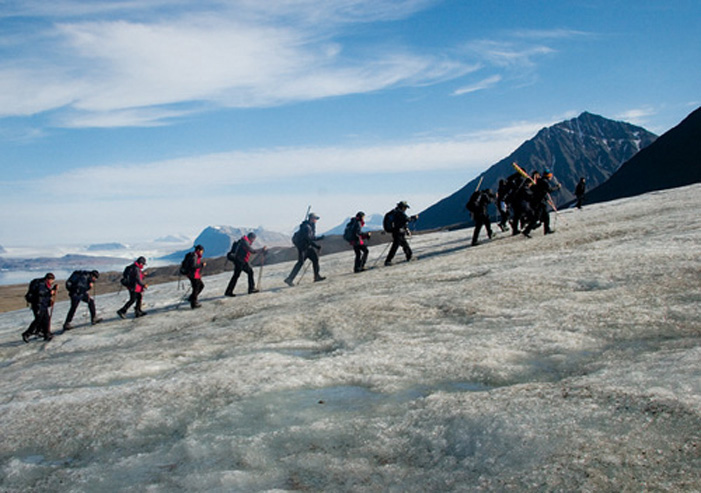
[292,224,306,248]
[343,218,356,242]
[120,264,133,288]
[180,251,195,276]
[65,270,83,293]
[227,240,241,262]
[382,210,396,233]
[466,191,480,213]
[24,278,43,304]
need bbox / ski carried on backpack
[511,162,558,213]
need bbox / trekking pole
[371,241,392,268]
[475,175,484,192]
[48,287,57,335]
[176,285,192,310]
[257,252,266,291]
[297,261,310,285]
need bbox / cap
[136,256,147,265]
[356,211,365,218]
[309,213,320,220]
[45,272,55,280]
[248,232,257,240]
[91,270,100,278]
[194,244,205,251]
[397,201,410,209]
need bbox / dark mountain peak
[586,105,701,203]
[415,112,658,231]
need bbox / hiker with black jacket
[523,169,561,238]
[496,179,510,232]
[467,189,496,246]
[183,245,206,308]
[22,273,58,342]
[575,177,586,209]
[117,257,148,318]
[63,270,102,330]
[284,213,325,286]
[385,201,418,266]
[225,233,266,296]
[345,211,372,273]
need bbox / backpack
[65,270,83,293]
[292,224,306,248]
[466,191,480,213]
[343,218,356,242]
[227,240,241,262]
[382,210,396,233]
[120,265,133,287]
[180,251,195,276]
[25,278,43,304]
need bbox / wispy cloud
[452,75,502,96]
[0,118,552,241]
[0,0,468,128]
[615,107,656,126]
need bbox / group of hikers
[467,168,585,246]
[20,167,585,343]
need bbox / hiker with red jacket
[183,245,206,308]
[225,233,267,296]
[117,257,148,318]
[344,211,372,273]
[22,273,58,342]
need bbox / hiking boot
[91,317,103,325]
[135,310,147,318]
[384,261,393,266]
[284,278,295,287]
[544,229,555,235]
[63,323,74,331]
[117,310,126,319]
[314,276,326,282]
[248,288,260,294]
[44,333,53,342]
[191,303,202,309]
[225,292,236,297]
[522,231,531,239]
[22,332,30,343]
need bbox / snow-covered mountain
[1,184,699,491]
[161,225,291,260]
[323,213,385,236]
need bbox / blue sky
[1,0,699,248]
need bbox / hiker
[523,169,561,237]
[344,211,372,273]
[284,213,325,286]
[575,177,586,209]
[467,189,496,246]
[22,273,58,342]
[182,245,206,308]
[225,233,267,296]
[496,179,510,231]
[509,173,533,235]
[63,270,102,330]
[385,201,418,266]
[117,257,148,318]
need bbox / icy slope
[1,185,699,491]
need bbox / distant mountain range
[324,213,385,236]
[586,106,701,204]
[415,112,658,230]
[86,242,128,252]
[161,225,291,260]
